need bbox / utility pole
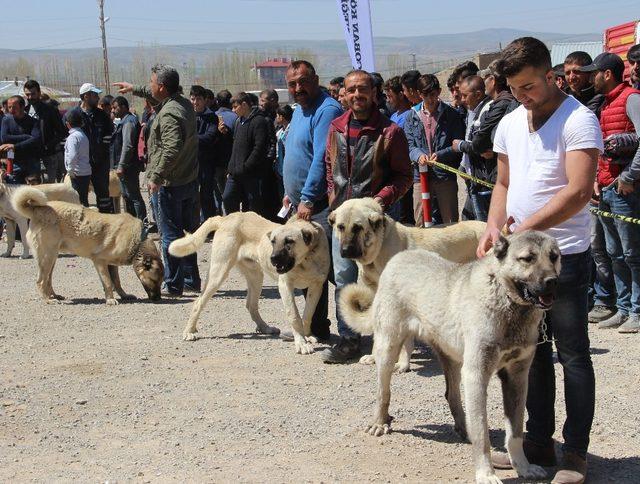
[410,52,417,70]
[98,0,110,94]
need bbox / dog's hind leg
[93,261,118,305]
[108,265,136,300]
[498,360,547,480]
[462,351,501,484]
[238,261,280,336]
[367,323,404,437]
[35,241,63,302]
[16,217,31,259]
[395,337,415,373]
[182,248,236,341]
[1,219,16,257]
[435,349,466,441]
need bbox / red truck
[605,20,639,80]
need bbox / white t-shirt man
[493,95,604,254]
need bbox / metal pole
[98,0,110,94]
[410,53,416,70]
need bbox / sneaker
[618,313,640,334]
[491,439,557,469]
[587,304,616,323]
[183,284,201,295]
[551,451,587,484]
[319,337,361,364]
[161,286,182,298]
[598,312,628,329]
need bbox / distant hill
[0,28,600,89]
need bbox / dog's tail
[339,283,376,335]
[168,216,223,258]
[11,186,50,219]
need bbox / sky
[3,0,638,50]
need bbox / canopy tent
[0,80,72,100]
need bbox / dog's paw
[516,463,547,480]
[454,423,468,442]
[119,293,137,301]
[295,339,314,355]
[366,423,390,437]
[45,298,63,304]
[0,251,12,258]
[359,354,376,365]
[475,473,503,484]
[183,331,198,341]
[105,298,119,306]
[257,324,280,336]
[305,335,318,344]
[394,362,411,373]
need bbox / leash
[537,317,555,346]
[426,160,640,225]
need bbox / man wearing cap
[584,52,640,333]
[67,83,114,213]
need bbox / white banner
[336,0,375,72]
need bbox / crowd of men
[2,37,640,484]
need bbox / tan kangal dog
[341,231,560,484]
[12,186,163,304]
[169,212,330,355]
[329,197,486,371]
[0,178,80,258]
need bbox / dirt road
[1,240,638,482]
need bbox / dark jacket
[325,108,413,210]
[132,85,198,186]
[26,100,67,156]
[227,107,271,178]
[458,90,517,190]
[405,101,465,182]
[67,106,113,168]
[112,112,141,171]
[573,84,605,117]
[195,108,219,167]
[0,114,42,176]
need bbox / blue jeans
[469,190,492,222]
[526,250,595,457]
[119,169,147,221]
[157,180,201,293]
[599,186,640,315]
[331,230,359,338]
[590,212,616,307]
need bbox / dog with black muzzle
[169,212,330,354]
[340,230,560,484]
[11,186,163,304]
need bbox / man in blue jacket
[282,59,343,341]
[0,95,42,184]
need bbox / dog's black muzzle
[270,251,295,274]
[340,244,362,259]
[519,277,558,309]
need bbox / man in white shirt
[477,37,603,484]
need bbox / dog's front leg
[300,281,323,341]
[109,265,136,300]
[278,278,312,355]
[1,219,16,257]
[93,261,118,305]
[498,357,547,480]
[462,351,501,484]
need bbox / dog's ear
[328,211,336,226]
[368,213,385,231]
[301,228,314,246]
[494,235,509,260]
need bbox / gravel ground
[1,234,639,483]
